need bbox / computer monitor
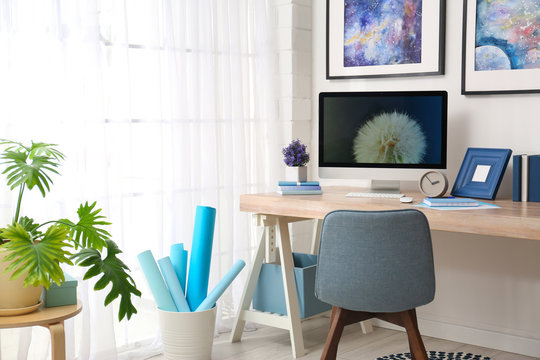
[318,91,447,192]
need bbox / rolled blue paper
[170,243,188,293]
[137,250,177,312]
[158,257,191,312]
[195,260,246,312]
[180,249,188,291]
[186,206,216,311]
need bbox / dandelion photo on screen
[319,92,445,169]
[352,111,426,164]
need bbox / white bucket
[158,307,217,360]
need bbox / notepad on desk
[422,197,479,207]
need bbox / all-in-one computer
[318,91,448,196]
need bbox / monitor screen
[319,91,447,184]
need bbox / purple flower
[282,139,309,167]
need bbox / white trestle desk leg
[265,219,277,264]
[230,215,306,358]
[278,217,305,358]
[230,215,268,343]
[310,219,322,255]
[361,319,373,333]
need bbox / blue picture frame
[451,148,512,200]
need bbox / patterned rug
[377,351,492,360]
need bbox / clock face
[419,171,448,197]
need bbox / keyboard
[346,192,405,199]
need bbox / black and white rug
[377,351,492,360]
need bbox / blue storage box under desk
[252,252,331,318]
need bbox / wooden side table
[0,302,82,360]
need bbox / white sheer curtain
[0,0,281,358]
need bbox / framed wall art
[451,148,512,200]
[326,0,446,79]
[462,0,540,95]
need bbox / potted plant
[282,139,310,182]
[0,140,140,321]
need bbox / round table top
[0,302,82,329]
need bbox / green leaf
[0,223,73,289]
[18,216,43,238]
[0,141,64,197]
[72,240,141,321]
[64,202,111,250]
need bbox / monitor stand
[368,180,401,194]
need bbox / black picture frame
[326,0,446,79]
[451,148,512,200]
[462,0,540,95]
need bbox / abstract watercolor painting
[475,0,540,71]
[462,0,540,94]
[327,0,445,79]
[343,0,422,67]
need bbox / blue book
[279,185,321,191]
[513,155,522,202]
[277,189,323,195]
[278,181,319,186]
[528,155,540,202]
[423,197,479,207]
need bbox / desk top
[0,302,82,328]
[240,187,540,241]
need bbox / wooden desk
[230,187,540,358]
[0,302,82,360]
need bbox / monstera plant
[0,140,140,321]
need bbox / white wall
[275,0,317,247]
[310,0,540,357]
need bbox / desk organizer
[44,273,78,307]
[253,252,331,318]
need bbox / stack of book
[277,181,322,195]
[513,154,540,202]
[422,197,479,207]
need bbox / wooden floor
[150,316,537,360]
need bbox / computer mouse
[400,196,413,203]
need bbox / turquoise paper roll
[137,250,177,312]
[186,206,216,311]
[158,257,191,312]
[196,260,246,312]
[170,243,188,293]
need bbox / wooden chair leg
[320,306,347,360]
[401,309,428,360]
[321,308,426,360]
[377,309,428,360]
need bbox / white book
[522,155,528,202]
[276,189,323,195]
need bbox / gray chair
[315,209,435,360]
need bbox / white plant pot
[0,247,43,314]
[158,306,217,360]
[285,166,308,183]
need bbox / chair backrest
[315,209,435,313]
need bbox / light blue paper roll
[196,260,246,312]
[170,243,188,293]
[186,206,216,311]
[137,250,177,312]
[158,257,191,312]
